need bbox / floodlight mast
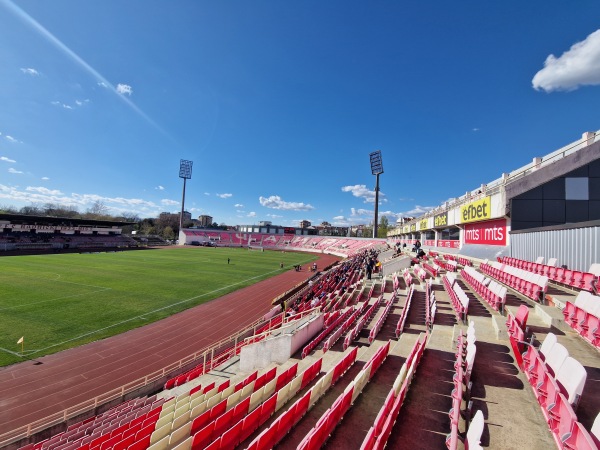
[369,151,384,239]
[179,160,193,233]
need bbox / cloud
[216,193,233,198]
[97,81,108,88]
[247,212,256,217]
[1,157,16,163]
[259,195,314,211]
[267,214,282,219]
[0,184,161,216]
[8,168,24,174]
[234,203,244,208]
[472,128,479,132]
[20,67,39,76]
[341,184,386,203]
[204,192,210,196]
[26,186,63,195]
[532,29,600,92]
[161,199,179,206]
[41,177,49,181]
[5,135,21,143]
[156,185,165,190]
[116,83,133,96]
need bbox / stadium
[0,130,598,450]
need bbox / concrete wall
[239,314,323,372]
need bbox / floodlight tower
[179,159,193,232]
[369,150,384,239]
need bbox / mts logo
[462,198,490,223]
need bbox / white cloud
[116,83,133,96]
[156,185,165,190]
[341,184,386,203]
[41,177,50,181]
[216,193,233,198]
[98,81,108,88]
[247,212,257,217]
[234,203,244,208]
[532,29,600,92]
[259,195,314,211]
[267,214,282,219]
[8,168,23,174]
[1,156,16,163]
[204,192,210,196]
[161,199,179,206]
[20,68,39,76]
[62,104,73,109]
[5,135,21,143]
[472,128,480,132]
[26,186,63,195]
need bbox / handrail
[0,312,273,448]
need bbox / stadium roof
[0,213,135,228]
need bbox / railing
[388,130,599,235]
[0,312,281,448]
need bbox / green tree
[377,216,390,238]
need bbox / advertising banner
[464,218,507,246]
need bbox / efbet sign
[434,212,448,228]
[460,196,491,224]
[419,219,428,230]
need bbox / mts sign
[460,196,491,224]
[464,218,507,246]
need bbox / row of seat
[446,323,483,450]
[22,397,166,450]
[480,262,548,302]
[402,268,413,287]
[343,296,383,350]
[360,333,427,450]
[413,264,427,282]
[297,342,391,450]
[368,294,397,344]
[520,333,595,448]
[323,304,365,352]
[425,280,436,330]
[562,290,600,349]
[246,348,358,450]
[461,266,507,312]
[443,273,469,322]
[422,261,440,278]
[301,308,353,359]
[500,256,599,294]
[395,285,415,338]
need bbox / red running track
[0,253,340,438]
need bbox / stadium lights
[369,150,384,238]
[179,160,193,234]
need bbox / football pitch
[0,247,317,367]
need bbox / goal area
[248,245,264,252]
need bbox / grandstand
[1,131,599,450]
[0,215,138,255]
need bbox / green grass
[0,247,317,367]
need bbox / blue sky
[1,1,600,228]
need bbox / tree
[377,216,390,238]
[86,201,109,218]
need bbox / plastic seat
[464,410,484,450]
[555,356,587,406]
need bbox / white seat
[536,256,544,264]
[547,258,558,267]
[556,356,587,406]
[465,410,485,450]
[544,343,569,376]
[539,333,557,359]
[591,412,600,443]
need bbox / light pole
[369,150,384,238]
[179,159,193,233]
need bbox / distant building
[299,220,311,229]
[198,215,213,227]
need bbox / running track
[0,253,340,439]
